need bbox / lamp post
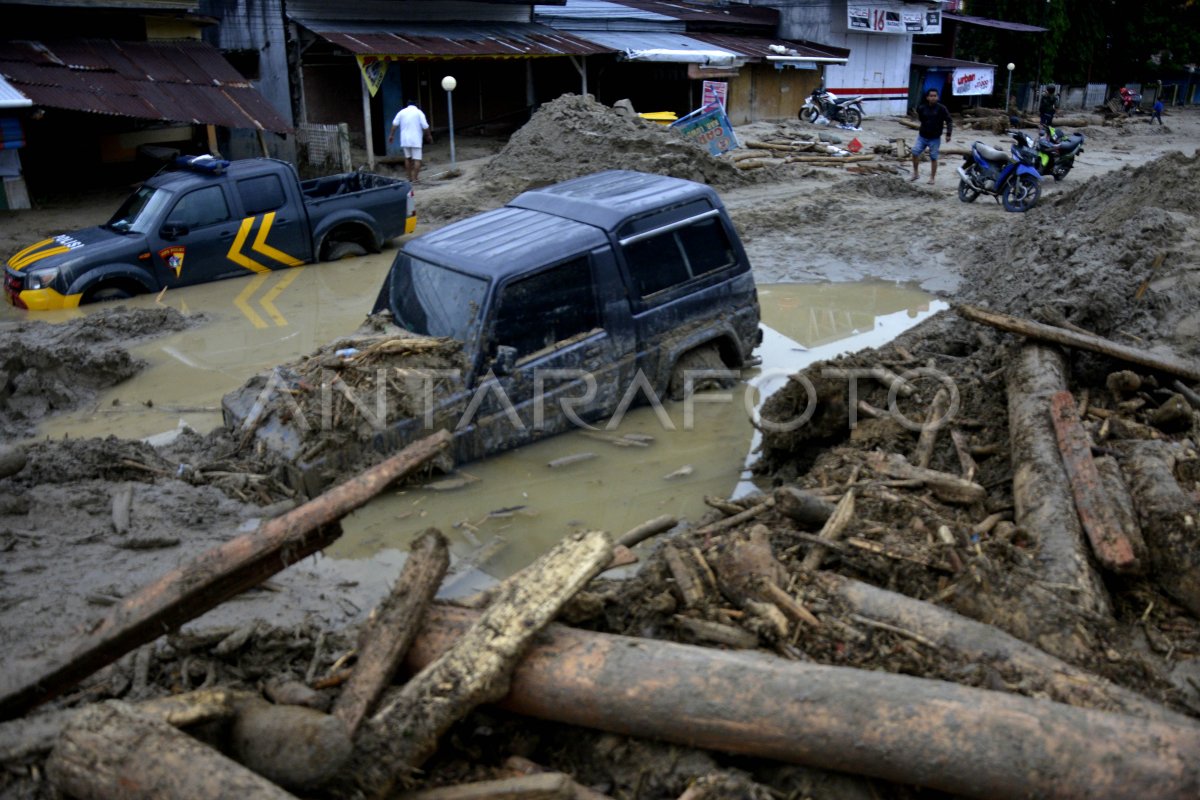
[1006,62,1016,114]
[441,75,457,168]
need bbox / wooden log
[957,304,1200,382]
[407,606,1200,800]
[773,486,834,528]
[0,688,254,764]
[816,572,1190,725]
[0,445,27,480]
[1048,391,1142,574]
[1093,456,1149,571]
[229,699,352,791]
[616,515,678,548]
[664,545,711,608]
[394,773,576,800]
[0,429,453,721]
[501,755,616,800]
[46,701,300,800]
[1113,440,1200,616]
[800,490,855,571]
[866,453,985,505]
[1007,346,1110,619]
[949,429,978,479]
[912,388,951,469]
[335,530,613,800]
[693,498,774,536]
[332,529,450,736]
[703,495,745,516]
[673,615,759,648]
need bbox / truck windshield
[388,255,488,343]
[106,186,173,234]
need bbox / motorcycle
[1119,87,1143,115]
[957,130,1042,213]
[1036,125,1084,181]
[799,87,865,128]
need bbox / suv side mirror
[160,221,189,240]
[492,345,518,376]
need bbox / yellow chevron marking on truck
[8,238,56,268]
[227,215,304,274]
[10,243,71,270]
[252,212,304,267]
[234,272,270,328]
[258,267,302,326]
[227,218,270,274]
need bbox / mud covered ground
[2,98,1200,799]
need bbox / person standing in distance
[1038,86,1059,131]
[911,89,953,184]
[388,101,432,183]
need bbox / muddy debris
[0,306,195,440]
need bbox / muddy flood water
[14,257,944,590]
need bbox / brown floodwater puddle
[30,262,943,590]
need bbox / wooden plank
[1049,391,1141,573]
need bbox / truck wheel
[668,344,734,401]
[324,241,367,262]
[84,285,134,304]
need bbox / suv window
[622,215,736,299]
[493,257,600,360]
[170,186,231,229]
[237,175,287,216]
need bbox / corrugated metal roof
[688,32,850,62]
[535,0,678,25]
[0,74,30,109]
[569,30,735,61]
[911,54,995,70]
[943,13,1047,33]
[0,39,291,132]
[301,21,610,57]
[604,0,777,29]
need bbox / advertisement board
[670,102,738,156]
[951,67,996,96]
[848,5,941,34]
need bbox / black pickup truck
[224,170,761,490]
[4,156,414,310]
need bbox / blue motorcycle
[957,131,1042,212]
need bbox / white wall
[760,0,917,116]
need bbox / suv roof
[507,170,721,232]
[403,205,608,279]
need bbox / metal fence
[295,122,351,177]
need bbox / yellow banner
[357,55,389,97]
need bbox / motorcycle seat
[975,143,1009,163]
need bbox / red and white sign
[951,67,996,96]
[702,80,728,109]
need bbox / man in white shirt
[388,101,432,182]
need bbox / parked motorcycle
[957,131,1042,213]
[1036,126,1084,181]
[799,88,865,128]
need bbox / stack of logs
[732,137,878,171]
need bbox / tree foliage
[954,0,1200,85]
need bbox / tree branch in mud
[405,605,1200,800]
[0,429,453,721]
[332,528,450,737]
[333,530,614,800]
[956,304,1200,382]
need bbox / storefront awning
[0,39,290,132]
[911,54,996,70]
[687,33,849,64]
[297,21,610,58]
[567,30,740,65]
[0,75,31,109]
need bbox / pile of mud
[959,150,1200,348]
[480,94,751,194]
[0,307,193,440]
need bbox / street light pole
[1006,62,1015,115]
[441,75,457,168]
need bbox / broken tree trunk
[333,530,614,800]
[407,606,1200,800]
[332,528,450,736]
[1113,440,1200,616]
[1008,346,1110,616]
[0,429,453,721]
[816,572,1190,725]
[800,490,855,571]
[866,453,985,505]
[1049,391,1144,574]
[957,304,1200,382]
[773,486,834,528]
[46,701,300,800]
[912,387,951,469]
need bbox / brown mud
[1,100,1200,799]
